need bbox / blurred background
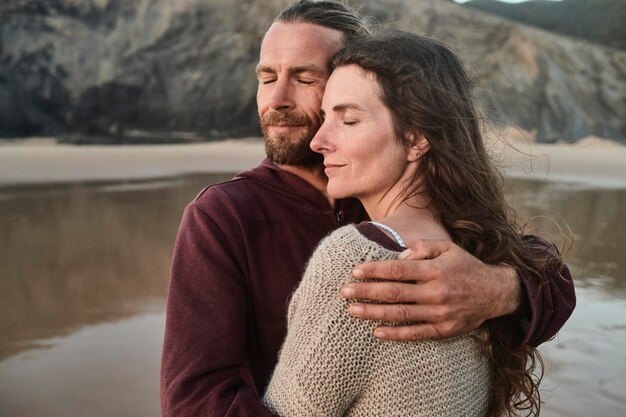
[1,0,624,143]
[1,0,625,416]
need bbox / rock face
[0,0,279,139]
[362,0,626,142]
[1,0,624,142]
[462,0,626,50]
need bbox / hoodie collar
[235,158,332,211]
[235,159,366,223]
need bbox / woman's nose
[310,120,332,153]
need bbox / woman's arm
[263,228,387,416]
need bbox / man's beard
[260,111,323,168]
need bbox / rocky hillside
[462,0,626,50]
[1,0,624,143]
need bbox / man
[161,2,575,416]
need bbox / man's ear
[406,132,430,162]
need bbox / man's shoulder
[194,176,252,203]
[186,176,261,219]
[192,165,274,204]
[185,161,298,224]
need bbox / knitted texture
[262,225,491,417]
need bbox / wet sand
[1,135,625,187]
[1,136,625,417]
[0,176,624,417]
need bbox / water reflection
[0,313,165,417]
[505,179,626,417]
[539,286,626,417]
[506,179,626,292]
[0,175,625,417]
[0,174,232,360]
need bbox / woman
[262,31,551,417]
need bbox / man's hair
[275,0,371,42]
[333,30,555,417]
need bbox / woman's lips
[324,163,345,175]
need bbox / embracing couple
[161,1,575,416]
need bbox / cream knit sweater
[262,225,491,417]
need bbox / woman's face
[310,65,413,202]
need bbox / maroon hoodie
[161,159,575,417]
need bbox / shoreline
[488,134,626,188]
[488,135,626,188]
[0,138,265,187]
[1,136,625,188]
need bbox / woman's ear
[406,133,430,161]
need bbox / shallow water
[0,174,624,417]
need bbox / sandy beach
[486,130,626,188]
[0,138,266,186]
[0,135,624,187]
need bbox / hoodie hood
[234,158,367,223]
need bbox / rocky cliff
[462,0,626,50]
[1,0,624,142]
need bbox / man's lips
[267,124,305,133]
[268,124,304,128]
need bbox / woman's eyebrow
[332,103,366,113]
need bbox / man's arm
[340,236,575,349]
[489,235,576,349]
[161,201,274,417]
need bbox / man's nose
[269,79,294,111]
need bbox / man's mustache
[261,111,310,127]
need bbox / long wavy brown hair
[333,30,564,417]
